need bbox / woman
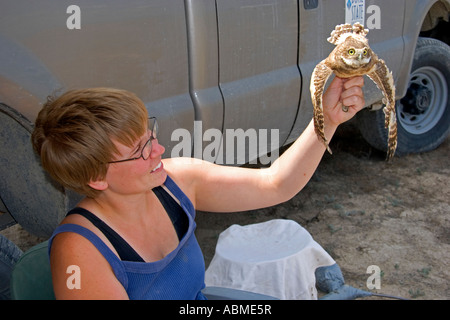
[31,76,365,299]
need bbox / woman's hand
[322,76,365,128]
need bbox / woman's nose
[150,139,165,158]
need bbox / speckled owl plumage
[310,23,397,160]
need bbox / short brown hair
[31,88,148,198]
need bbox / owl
[310,23,397,160]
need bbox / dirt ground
[2,123,449,300]
[195,123,449,300]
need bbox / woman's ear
[88,179,108,191]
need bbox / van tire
[357,37,450,156]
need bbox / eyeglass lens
[142,118,158,160]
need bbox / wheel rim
[398,66,447,135]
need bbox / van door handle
[303,0,319,10]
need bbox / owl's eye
[363,49,368,56]
[348,49,356,55]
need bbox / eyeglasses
[108,117,158,164]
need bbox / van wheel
[357,37,450,156]
[0,104,78,238]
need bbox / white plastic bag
[205,219,335,299]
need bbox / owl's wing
[310,60,333,154]
[367,58,398,160]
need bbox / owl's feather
[367,59,397,160]
[310,23,397,160]
[311,61,333,153]
[327,23,368,45]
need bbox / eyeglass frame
[108,117,158,164]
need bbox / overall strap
[48,223,128,289]
[66,208,144,262]
[153,186,188,240]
